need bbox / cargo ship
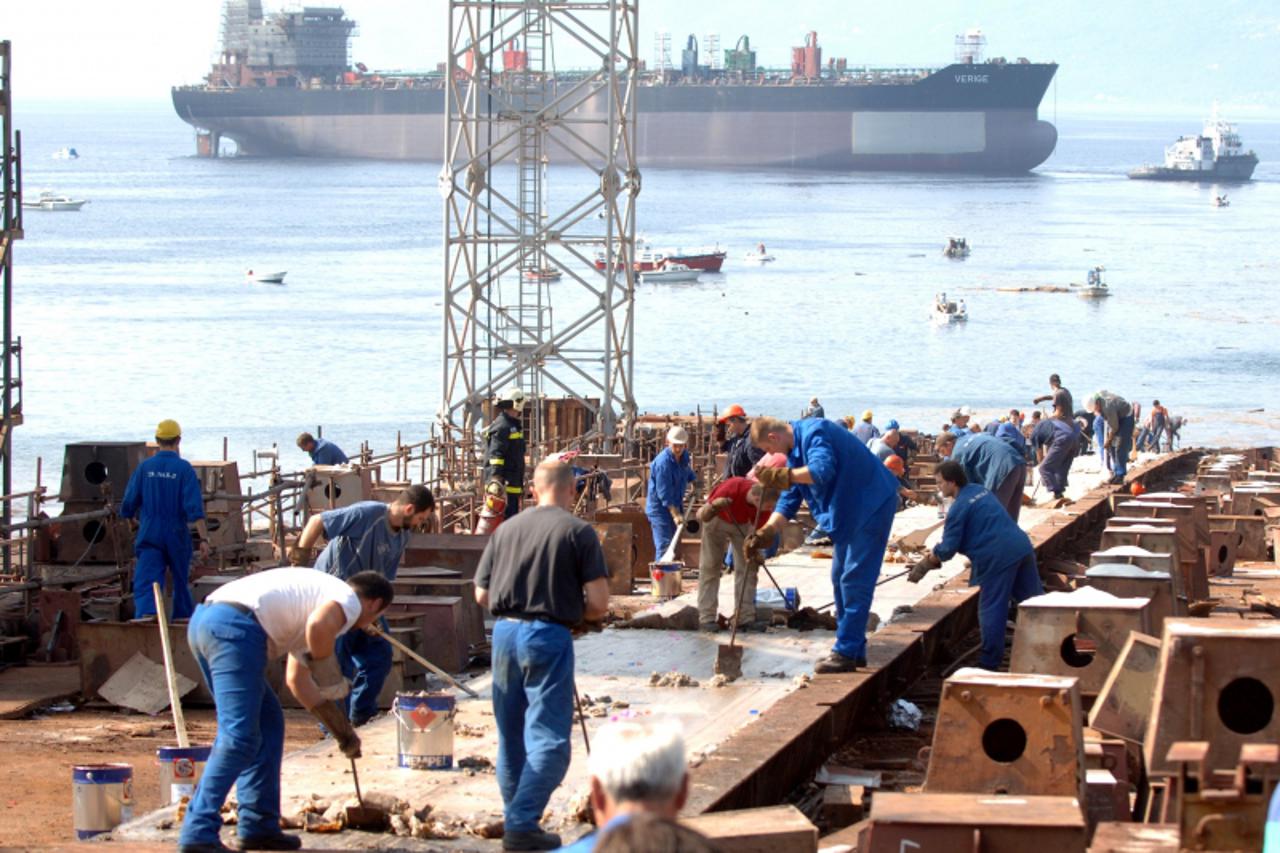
[1128,116,1259,182]
[172,2,1059,173]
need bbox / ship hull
[173,63,1058,173]
[1128,154,1258,182]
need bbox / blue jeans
[830,498,897,661]
[1112,414,1135,478]
[646,509,677,558]
[180,603,285,846]
[133,536,194,619]
[335,623,392,725]
[977,552,1043,670]
[491,619,574,833]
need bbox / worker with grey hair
[645,426,696,558]
[1089,390,1135,484]
[557,718,691,852]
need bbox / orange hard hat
[718,403,747,423]
[1130,481,1145,496]
[884,455,905,476]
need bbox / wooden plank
[0,663,79,719]
[681,804,818,853]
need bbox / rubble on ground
[649,670,699,687]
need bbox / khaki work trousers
[697,516,757,626]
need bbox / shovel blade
[714,644,743,680]
[345,805,390,833]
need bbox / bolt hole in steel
[1059,633,1096,668]
[84,461,109,485]
[82,521,106,545]
[1217,545,1229,564]
[1217,677,1273,735]
[324,483,343,501]
[206,518,222,533]
[981,718,1027,764]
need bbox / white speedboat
[640,263,700,283]
[944,237,970,258]
[21,190,87,211]
[743,243,775,263]
[246,269,287,284]
[1074,265,1110,299]
[932,294,968,324]
[52,147,79,160]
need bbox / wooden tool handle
[153,582,189,748]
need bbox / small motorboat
[640,262,700,283]
[21,190,87,211]
[1213,194,1230,207]
[522,266,562,282]
[944,237,970,259]
[1074,265,1110,298]
[246,269,288,284]
[932,292,968,324]
[743,243,775,263]
[52,147,79,160]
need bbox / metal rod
[369,624,480,699]
[573,683,591,755]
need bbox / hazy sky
[4,1,1278,117]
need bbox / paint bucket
[72,763,134,840]
[157,745,211,806]
[393,692,456,770]
[649,561,683,599]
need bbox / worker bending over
[1031,412,1080,501]
[475,460,610,851]
[178,569,393,853]
[749,416,898,673]
[291,485,435,726]
[1089,391,1135,484]
[120,419,209,620]
[908,462,1042,670]
[645,426,696,558]
[296,432,348,465]
[484,387,528,519]
[935,429,1027,522]
[695,471,779,633]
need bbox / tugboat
[1128,115,1258,182]
[932,292,968,324]
[944,237,970,259]
[1074,266,1110,299]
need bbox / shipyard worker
[475,459,610,851]
[747,416,899,673]
[1034,374,1074,421]
[559,718,691,852]
[1030,413,1080,501]
[1089,391,1135,484]
[851,410,881,444]
[996,421,1027,457]
[717,403,764,479]
[645,426,697,559]
[935,430,1027,522]
[296,432,349,466]
[907,462,1041,671]
[1139,399,1171,453]
[868,428,899,462]
[887,420,918,467]
[484,387,529,519]
[178,569,393,853]
[803,397,825,419]
[694,472,779,633]
[120,419,209,621]
[948,406,974,436]
[291,485,436,726]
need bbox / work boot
[236,834,303,851]
[503,828,562,851]
[698,622,721,634]
[179,842,235,853]
[814,652,866,674]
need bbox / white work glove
[292,651,350,701]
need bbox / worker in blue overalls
[908,460,1043,670]
[297,431,349,465]
[645,426,697,559]
[290,485,436,725]
[748,415,898,674]
[120,419,209,621]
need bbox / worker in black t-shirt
[475,459,610,851]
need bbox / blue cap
[886,419,900,430]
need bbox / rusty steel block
[1088,821,1180,852]
[593,521,635,596]
[1010,587,1151,696]
[1166,741,1279,852]
[303,465,373,513]
[594,507,656,579]
[1144,619,1280,777]
[51,501,132,565]
[1209,514,1269,562]
[1090,545,1175,574]
[58,441,150,502]
[386,594,471,673]
[1084,563,1176,628]
[1088,632,1162,746]
[1085,768,1128,831]
[1205,529,1238,576]
[864,792,1087,853]
[925,668,1086,800]
[1101,525,1207,604]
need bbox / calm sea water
[8,99,1280,495]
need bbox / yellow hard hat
[862,409,874,422]
[155,419,182,440]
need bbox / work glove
[308,702,362,758]
[907,553,942,584]
[744,521,776,555]
[288,545,311,567]
[293,651,350,701]
[697,497,732,523]
[755,467,792,491]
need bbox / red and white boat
[593,240,726,273]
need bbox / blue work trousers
[179,603,284,846]
[830,498,897,661]
[1111,414,1135,479]
[977,553,1044,670]
[491,619,574,833]
[646,509,677,559]
[335,623,392,726]
[133,537,195,619]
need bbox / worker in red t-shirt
[694,475,777,634]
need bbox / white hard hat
[957,405,973,417]
[499,386,527,410]
[667,426,689,445]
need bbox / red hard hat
[884,455,905,476]
[1130,481,1145,496]
[718,403,747,423]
